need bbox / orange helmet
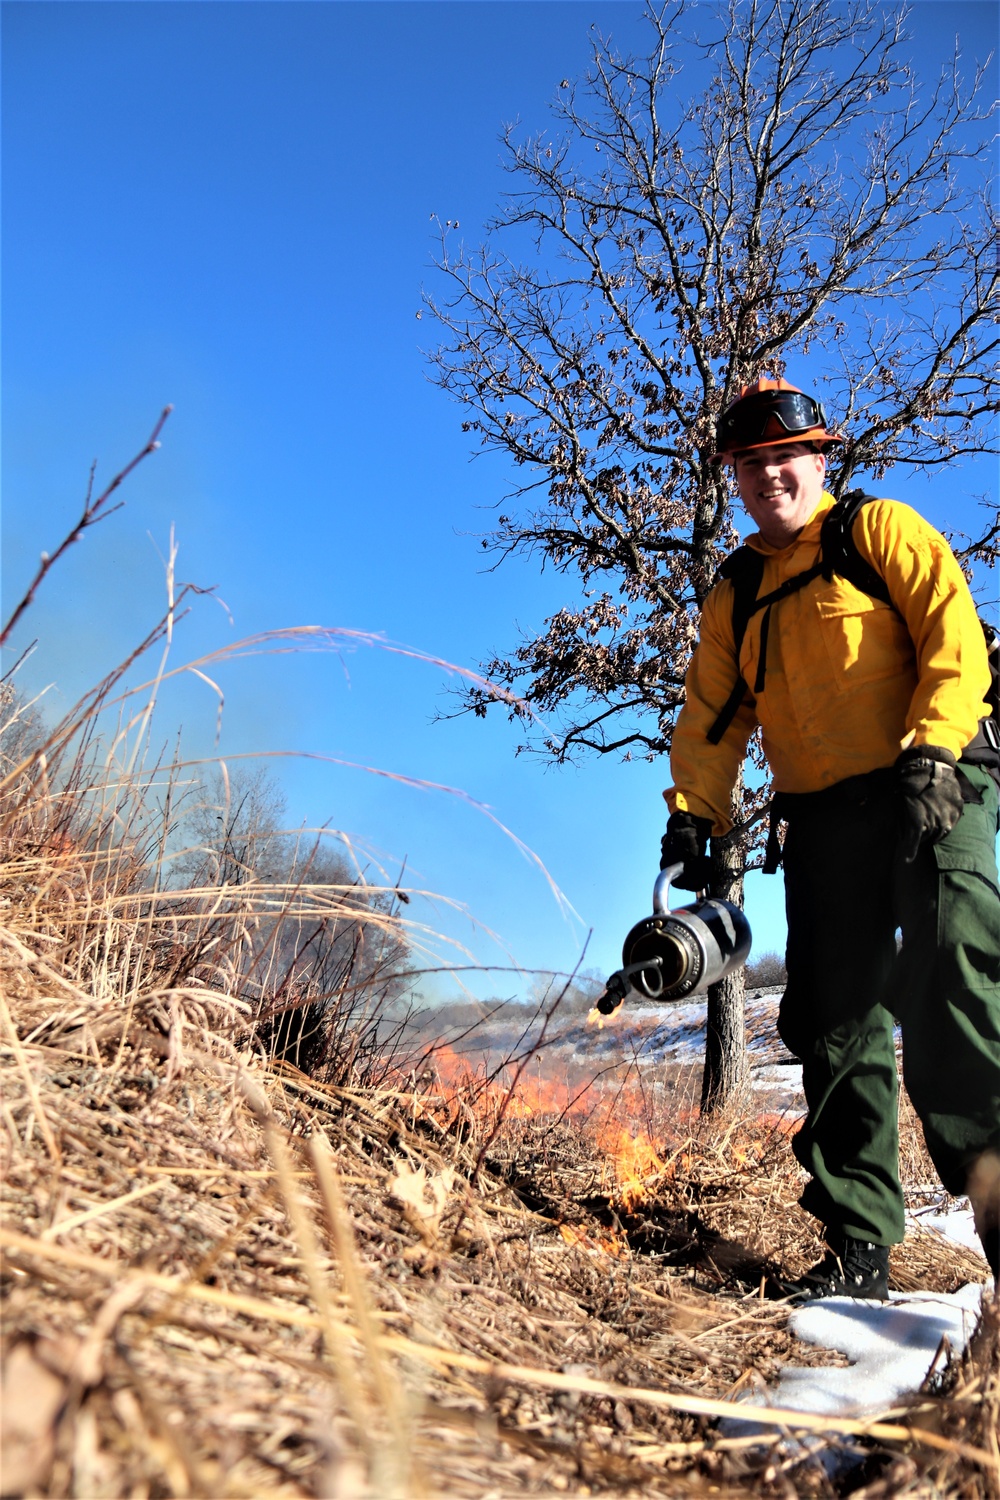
[711,377,843,462]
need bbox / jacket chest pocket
[814,589,910,685]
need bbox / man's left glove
[660,811,713,891]
[895,745,964,863]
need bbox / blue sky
[3,1,997,1001]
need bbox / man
[663,376,1000,1298]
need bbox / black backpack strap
[706,547,765,746]
[720,546,768,663]
[820,490,894,607]
[706,678,755,747]
[706,548,833,744]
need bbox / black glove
[895,745,964,863]
[660,811,713,891]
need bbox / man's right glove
[660,811,713,891]
[895,745,964,863]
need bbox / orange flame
[559,1222,629,1258]
[408,1035,801,1221]
[586,1003,624,1030]
[595,1124,664,1212]
[414,1045,597,1124]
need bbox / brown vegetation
[1,808,996,1497]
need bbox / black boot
[768,1236,890,1303]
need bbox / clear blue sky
[3,1,997,1001]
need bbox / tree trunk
[700,792,748,1116]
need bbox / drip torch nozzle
[596,975,626,1015]
[595,955,664,1014]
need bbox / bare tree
[0,686,46,804]
[427,0,999,1111]
[745,950,788,991]
[179,766,291,888]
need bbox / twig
[0,1226,343,1332]
[41,1179,167,1240]
[0,406,172,649]
[265,1122,377,1462]
[372,1334,1000,1472]
[466,939,591,1185]
[0,638,38,684]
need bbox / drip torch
[596,862,752,1015]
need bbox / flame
[757,1112,801,1137]
[415,1045,597,1125]
[586,1003,624,1030]
[505,1071,582,1118]
[596,1124,665,1212]
[559,1222,629,1258]
[409,1034,800,1222]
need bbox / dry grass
[2,879,996,1499]
[0,724,995,1499]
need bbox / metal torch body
[597,864,752,1014]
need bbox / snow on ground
[722,1273,990,1475]
[776,1281,985,1416]
[908,1198,984,1255]
[754,1203,991,1425]
[748,1061,802,1097]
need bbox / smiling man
[731,439,826,546]
[661,377,1000,1297]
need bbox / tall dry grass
[0,411,512,1092]
[0,671,419,1094]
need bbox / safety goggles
[716,391,830,454]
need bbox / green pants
[777,765,1000,1246]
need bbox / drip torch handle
[654,863,684,915]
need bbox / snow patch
[725,1203,991,1442]
[908,1200,982,1256]
[748,1062,802,1093]
[776,1283,984,1416]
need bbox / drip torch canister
[596,863,752,1014]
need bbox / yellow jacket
[667,492,992,834]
